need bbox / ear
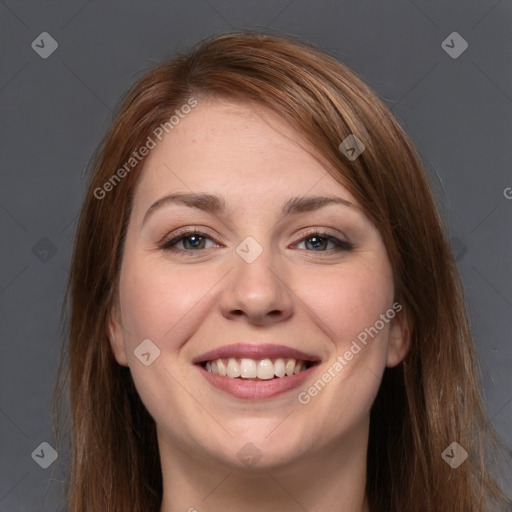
[386,307,411,368]
[108,303,129,367]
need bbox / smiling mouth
[201,357,316,380]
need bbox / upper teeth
[204,358,308,379]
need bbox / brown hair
[52,31,512,511]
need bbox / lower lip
[196,364,318,400]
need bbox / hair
[52,31,512,511]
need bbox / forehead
[131,99,358,214]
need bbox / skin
[108,99,410,512]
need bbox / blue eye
[160,230,216,253]
[160,230,353,254]
[295,233,353,252]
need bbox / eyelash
[159,228,354,255]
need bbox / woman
[52,32,512,511]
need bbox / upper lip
[192,343,321,364]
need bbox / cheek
[116,255,206,429]
[118,254,209,346]
[298,258,394,350]
[293,255,394,414]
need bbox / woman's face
[109,99,409,470]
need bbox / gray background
[1,0,511,510]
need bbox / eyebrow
[142,192,356,226]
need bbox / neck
[158,422,370,512]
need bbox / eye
[160,228,353,255]
[159,229,218,254]
[294,231,354,252]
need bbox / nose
[219,241,294,326]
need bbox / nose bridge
[219,232,294,323]
[234,232,282,295]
